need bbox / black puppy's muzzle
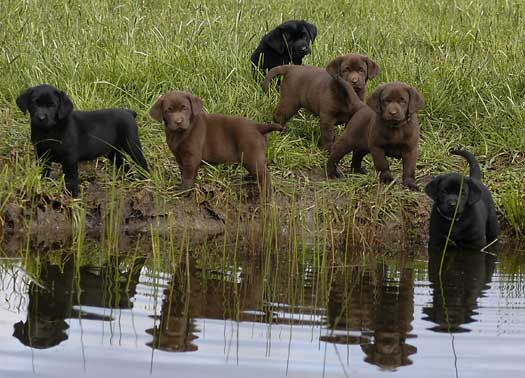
[292,42,310,57]
[31,112,54,128]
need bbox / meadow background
[0,0,524,240]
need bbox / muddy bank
[0,187,226,247]
[0,176,436,256]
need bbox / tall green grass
[0,0,524,240]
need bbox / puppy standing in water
[16,84,149,197]
[263,54,379,150]
[149,91,282,197]
[425,149,500,250]
[251,20,317,73]
[326,81,424,190]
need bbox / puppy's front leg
[179,159,200,192]
[62,160,80,197]
[370,146,392,183]
[36,146,51,178]
[401,147,419,191]
[319,114,337,151]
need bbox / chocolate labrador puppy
[251,20,317,73]
[263,54,379,150]
[425,149,500,250]
[326,81,424,191]
[149,91,282,197]
[16,84,149,197]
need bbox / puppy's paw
[176,183,194,197]
[379,171,393,184]
[403,178,420,191]
[352,167,368,175]
[326,166,342,179]
[320,143,333,152]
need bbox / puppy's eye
[181,105,188,111]
[359,68,365,73]
[399,99,407,104]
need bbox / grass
[0,0,525,249]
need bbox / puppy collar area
[436,206,461,222]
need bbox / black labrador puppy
[16,84,149,197]
[425,149,499,250]
[251,20,317,73]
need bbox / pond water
[0,242,524,378]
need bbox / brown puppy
[150,91,282,196]
[326,81,425,191]
[263,54,379,151]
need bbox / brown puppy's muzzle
[382,102,406,123]
[164,112,190,132]
[348,72,362,88]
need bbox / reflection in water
[423,249,496,333]
[146,259,263,352]
[13,257,145,349]
[322,264,417,370]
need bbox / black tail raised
[450,149,482,181]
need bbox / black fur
[16,84,149,197]
[251,20,317,74]
[425,149,499,250]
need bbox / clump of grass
[501,189,525,237]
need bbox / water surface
[0,244,524,378]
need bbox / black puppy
[425,149,499,250]
[16,84,149,197]
[251,20,317,73]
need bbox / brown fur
[263,54,379,151]
[150,91,282,197]
[326,82,425,191]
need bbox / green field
[1,0,524,245]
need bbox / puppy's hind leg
[273,99,301,132]
[244,158,272,201]
[108,150,127,173]
[326,138,356,178]
[124,137,150,174]
[351,150,368,174]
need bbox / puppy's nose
[389,109,398,115]
[351,77,359,83]
[38,114,47,121]
[447,199,457,208]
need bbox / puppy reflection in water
[423,248,496,333]
[321,265,417,370]
[13,257,145,349]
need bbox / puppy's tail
[256,122,284,135]
[450,148,482,181]
[263,65,290,92]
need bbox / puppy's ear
[149,96,164,122]
[187,93,203,119]
[466,178,482,206]
[303,21,317,43]
[408,86,425,114]
[424,177,440,201]
[57,91,73,120]
[326,56,344,77]
[366,85,384,114]
[365,57,380,80]
[262,28,285,54]
[16,87,33,114]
